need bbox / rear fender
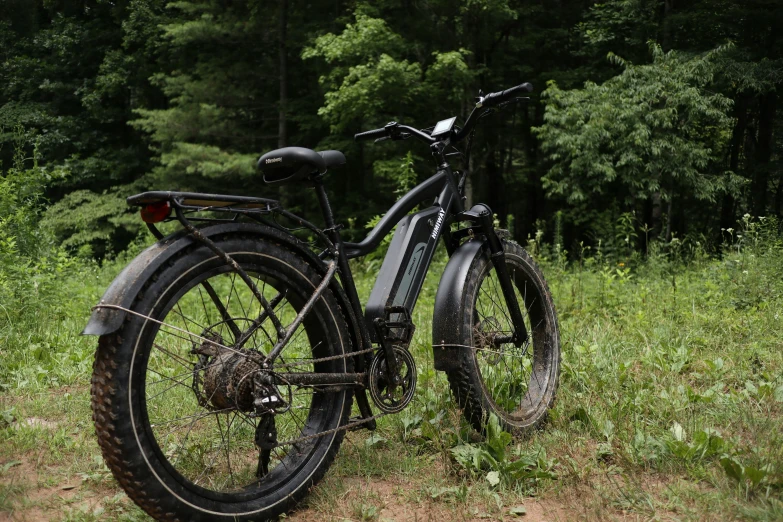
[431,238,486,372]
[82,224,363,355]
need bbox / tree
[535,44,738,239]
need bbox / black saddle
[257,147,346,185]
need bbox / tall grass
[1,188,782,518]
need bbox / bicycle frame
[88,92,532,427]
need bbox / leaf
[569,407,591,426]
[364,433,386,448]
[401,413,423,430]
[720,457,744,484]
[744,466,768,488]
[509,505,527,516]
[670,421,686,442]
[0,461,21,474]
[486,471,500,487]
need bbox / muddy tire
[446,240,560,435]
[91,235,352,521]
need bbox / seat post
[313,176,337,230]
[312,177,371,340]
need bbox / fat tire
[446,240,560,436]
[91,234,353,521]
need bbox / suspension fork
[458,204,528,346]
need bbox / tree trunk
[277,0,288,149]
[662,0,674,50]
[751,91,776,217]
[720,94,749,231]
[485,128,506,227]
[651,190,663,238]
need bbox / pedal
[380,306,416,346]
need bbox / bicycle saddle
[257,147,346,185]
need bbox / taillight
[140,201,171,223]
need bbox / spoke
[147,367,195,387]
[233,280,251,321]
[147,374,192,402]
[236,290,287,349]
[222,413,235,487]
[153,407,235,431]
[152,343,193,372]
[201,280,242,341]
[172,302,208,338]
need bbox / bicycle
[84,82,560,521]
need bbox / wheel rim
[471,256,553,423]
[135,260,345,501]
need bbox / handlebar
[354,123,436,144]
[354,82,533,144]
[354,128,387,142]
[480,82,533,108]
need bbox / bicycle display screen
[431,116,457,137]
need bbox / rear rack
[127,190,335,254]
[127,191,279,215]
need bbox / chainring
[368,346,416,414]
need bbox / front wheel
[446,240,560,435]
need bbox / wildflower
[618,262,625,267]
[726,228,734,234]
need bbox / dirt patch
[0,454,91,521]
[286,476,571,522]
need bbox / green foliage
[450,415,557,486]
[536,44,738,206]
[41,189,141,258]
[304,10,475,133]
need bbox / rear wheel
[447,240,560,435]
[91,235,352,521]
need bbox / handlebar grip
[354,128,387,142]
[482,82,534,107]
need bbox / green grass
[1,219,783,520]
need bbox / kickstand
[255,414,277,478]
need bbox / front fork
[455,204,528,347]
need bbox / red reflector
[140,201,171,223]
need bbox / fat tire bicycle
[84,83,560,521]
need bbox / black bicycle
[84,83,560,521]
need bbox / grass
[1,217,783,520]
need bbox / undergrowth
[1,202,782,519]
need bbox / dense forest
[2,3,783,520]
[0,0,781,256]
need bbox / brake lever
[374,136,391,143]
[496,97,531,109]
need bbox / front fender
[82,223,344,337]
[431,238,486,372]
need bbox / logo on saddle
[265,157,283,164]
